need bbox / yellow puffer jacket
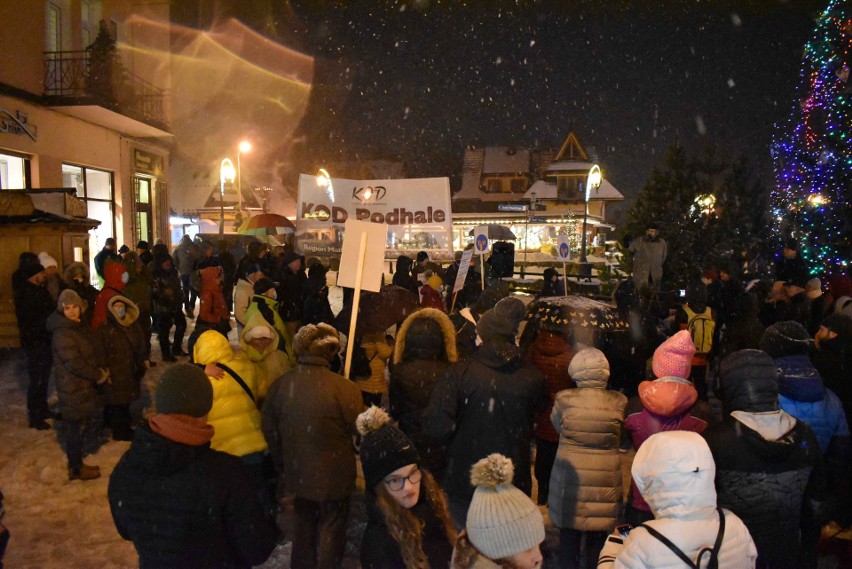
[193,330,267,457]
[243,295,296,367]
[240,312,291,404]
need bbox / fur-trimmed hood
[106,294,139,326]
[62,261,91,286]
[394,308,458,364]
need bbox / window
[510,178,527,193]
[484,178,508,193]
[46,2,61,52]
[0,152,29,189]
[63,162,115,284]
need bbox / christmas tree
[772,0,851,276]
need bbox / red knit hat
[652,330,696,379]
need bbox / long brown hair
[374,468,457,569]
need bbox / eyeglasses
[383,468,422,492]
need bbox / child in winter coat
[623,331,711,526]
[100,295,147,441]
[549,348,627,569]
[358,406,456,568]
[46,289,110,480]
[451,454,546,569]
[420,270,446,312]
[598,431,757,568]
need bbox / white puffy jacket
[609,431,757,569]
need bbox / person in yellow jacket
[240,312,291,406]
[193,329,275,513]
[243,277,296,367]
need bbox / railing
[44,50,168,128]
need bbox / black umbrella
[334,284,420,337]
[525,295,629,332]
[468,224,517,240]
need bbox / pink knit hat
[652,330,696,379]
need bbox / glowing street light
[219,158,236,236]
[580,164,602,264]
[316,168,333,202]
[237,140,251,212]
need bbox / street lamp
[316,168,333,202]
[237,140,251,212]
[579,164,602,266]
[219,158,236,236]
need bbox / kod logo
[352,185,386,202]
[475,233,489,251]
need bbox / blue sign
[475,233,489,252]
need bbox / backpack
[684,305,715,354]
[638,507,726,569]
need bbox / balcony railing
[44,50,168,129]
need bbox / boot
[68,463,101,481]
[161,345,177,362]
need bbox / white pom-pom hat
[466,454,545,560]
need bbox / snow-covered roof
[544,160,597,174]
[483,147,530,174]
[524,178,623,201]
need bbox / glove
[97,368,111,385]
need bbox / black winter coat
[15,280,55,346]
[302,270,334,326]
[423,337,548,504]
[46,312,103,421]
[100,297,147,405]
[108,426,278,569]
[275,265,304,322]
[812,335,852,424]
[152,266,183,315]
[360,496,453,569]
[703,416,826,569]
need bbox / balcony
[43,50,170,138]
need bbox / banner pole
[480,254,486,291]
[450,290,458,313]
[343,232,368,379]
[563,262,568,297]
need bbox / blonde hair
[374,468,457,569]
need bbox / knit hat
[822,314,852,339]
[136,240,149,250]
[567,347,610,387]
[253,277,276,295]
[57,289,86,313]
[244,324,275,341]
[476,297,526,341]
[23,262,46,279]
[652,330,696,379]
[357,406,421,491]
[466,454,545,560]
[118,244,130,254]
[38,252,58,269]
[292,323,340,361]
[760,321,812,358]
[718,349,778,413]
[155,363,213,417]
[805,278,822,299]
[283,251,300,266]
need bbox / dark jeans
[157,308,187,356]
[535,438,559,505]
[138,309,152,359]
[241,452,276,515]
[690,364,709,401]
[559,528,608,569]
[103,404,132,436]
[25,343,52,421]
[180,274,197,312]
[66,418,86,470]
[292,496,350,569]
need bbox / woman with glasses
[357,406,456,568]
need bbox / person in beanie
[47,289,109,479]
[38,252,62,302]
[261,323,364,569]
[702,349,827,569]
[774,238,809,286]
[93,237,119,284]
[452,454,545,569]
[449,281,510,360]
[108,364,277,568]
[389,307,458,480]
[622,330,711,527]
[151,252,186,362]
[549,348,627,569]
[244,277,295,365]
[61,261,100,327]
[598,431,757,568]
[15,261,57,429]
[357,406,456,568]
[135,240,153,265]
[813,313,852,423]
[424,297,548,526]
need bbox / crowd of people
[4,233,852,568]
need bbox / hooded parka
[193,330,267,458]
[239,313,290,403]
[100,295,147,405]
[611,431,757,569]
[243,294,295,365]
[61,262,100,326]
[548,356,627,531]
[389,308,458,476]
[92,260,127,328]
[46,308,104,421]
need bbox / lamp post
[237,140,251,212]
[579,164,601,272]
[219,158,236,236]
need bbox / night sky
[174,0,826,220]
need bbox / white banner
[296,174,453,257]
[453,249,475,293]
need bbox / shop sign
[296,174,453,256]
[133,149,163,176]
[498,203,527,212]
[0,108,37,141]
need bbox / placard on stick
[557,235,571,297]
[453,249,475,293]
[337,219,388,293]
